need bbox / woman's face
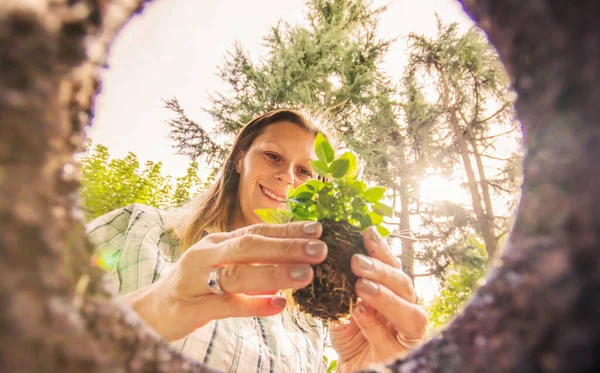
[234,121,317,228]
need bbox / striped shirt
[87,204,326,373]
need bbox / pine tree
[405,18,521,260]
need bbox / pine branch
[473,153,513,161]
[478,127,518,140]
[488,181,512,193]
[476,102,511,124]
[163,97,226,164]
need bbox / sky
[87,0,475,303]
[88,0,473,179]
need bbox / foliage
[404,16,522,259]
[426,236,488,330]
[80,141,202,221]
[255,134,392,236]
[164,0,522,302]
[167,0,395,173]
[323,355,338,373]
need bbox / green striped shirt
[87,204,326,373]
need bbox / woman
[87,109,427,373]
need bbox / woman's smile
[260,184,287,205]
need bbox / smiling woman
[86,107,426,372]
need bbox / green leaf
[327,360,338,373]
[320,185,333,194]
[364,186,386,203]
[347,180,366,196]
[351,212,364,222]
[368,211,384,225]
[309,159,330,177]
[286,186,296,199]
[329,158,350,178]
[290,191,315,202]
[304,179,326,192]
[339,152,358,179]
[318,193,336,207]
[376,224,391,237]
[316,204,330,219]
[275,208,291,223]
[373,202,393,217]
[352,198,368,214]
[291,184,313,198]
[359,214,372,229]
[314,133,335,163]
[255,208,286,224]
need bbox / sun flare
[419,175,470,204]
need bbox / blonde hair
[172,109,332,251]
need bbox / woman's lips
[260,185,287,203]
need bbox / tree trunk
[398,184,415,282]
[461,111,496,226]
[2,1,600,373]
[0,2,216,372]
[440,72,499,258]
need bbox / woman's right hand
[125,221,327,341]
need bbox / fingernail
[303,221,320,235]
[356,279,379,295]
[355,254,374,270]
[290,265,312,281]
[369,226,382,244]
[271,297,287,309]
[358,304,367,313]
[305,241,326,257]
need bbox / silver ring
[207,268,226,296]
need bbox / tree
[80,141,202,221]
[3,0,600,373]
[426,236,488,331]
[405,18,521,260]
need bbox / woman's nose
[275,165,294,185]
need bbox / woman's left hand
[330,226,428,373]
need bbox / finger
[202,264,314,295]
[351,303,399,356]
[244,289,280,296]
[216,234,327,266]
[205,221,323,244]
[204,294,289,320]
[351,254,417,303]
[364,226,402,269]
[355,278,428,340]
[329,317,366,357]
[170,294,288,340]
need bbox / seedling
[256,133,392,321]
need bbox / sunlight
[419,175,470,204]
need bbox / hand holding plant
[256,134,393,320]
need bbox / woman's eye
[265,152,280,161]
[299,168,313,178]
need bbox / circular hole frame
[1,1,599,372]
